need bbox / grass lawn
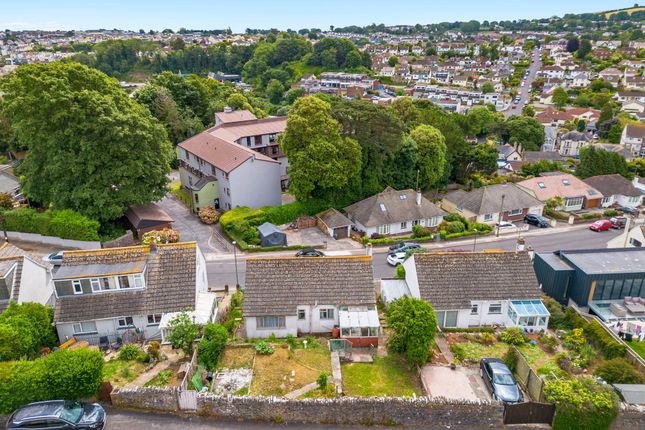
[451,341,509,364]
[517,344,561,376]
[300,384,336,399]
[169,181,191,207]
[144,369,174,388]
[250,347,331,397]
[627,340,645,360]
[342,355,422,397]
[103,359,146,388]
[218,346,255,369]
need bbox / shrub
[501,327,527,345]
[285,334,297,349]
[564,308,589,330]
[0,193,12,210]
[539,333,559,353]
[395,264,406,279]
[564,328,586,352]
[543,296,566,329]
[450,343,466,362]
[147,341,161,360]
[141,228,180,245]
[1,208,100,241]
[602,209,619,217]
[386,297,438,366]
[446,221,466,234]
[469,222,493,233]
[167,311,200,355]
[544,377,619,430]
[585,320,626,359]
[503,347,519,373]
[412,224,432,238]
[119,344,142,361]
[255,341,274,355]
[0,348,103,414]
[581,213,601,220]
[198,324,228,370]
[198,205,221,224]
[0,303,57,361]
[594,358,645,384]
[481,332,496,346]
[316,371,329,390]
[370,232,384,239]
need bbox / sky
[0,0,633,33]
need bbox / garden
[342,355,422,397]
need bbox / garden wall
[102,230,135,248]
[111,388,506,428]
[6,231,101,250]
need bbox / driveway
[283,227,363,252]
[420,365,491,402]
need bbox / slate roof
[560,131,590,142]
[411,251,541,309]
[243,257,375,317]
[344,188,446,228]
[523,151,566,162]
[54,242,198,323]
[317,208,352,229]
[583,174,643,198]
[443,184,543,215]
[0,242,51,312]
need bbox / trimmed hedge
[2,208,100,241]
[0,348,103,414]
[441,326,496,334]
[585,320,626,359]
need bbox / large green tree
[552,87,569,109]
[387,297,438,366]
[466,106,502,137]
[1,62,173,222]
[409,125,447,189]
[501,115,545,152]
[280,97,361,201]
[575,146,631,179]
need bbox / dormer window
[73,280,82,295]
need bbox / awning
[510,300,550,317]
[339,309,380,329]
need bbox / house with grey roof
[582,174,643,209]
[53,242,213,345]
[441,183,545,225]
[316,208,353,239]
[556,131,591,157]
[382,252,549,331]
[344,187,446,238]
[0,242,53,312]
[243,257,380,346]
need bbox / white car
[496,221,516,230]
[386,251,407,266]
[42,251,64,265]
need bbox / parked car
[610,216,627,229]
[480,358,523,403]
[616,207,639,216]
[495,221,516,230]
[386,251,407,266]
[524,214,549,228]
[589,219,612,232]
[295,248,325,257]
[388,242,421,254]
[42,251,64,265]
[7,401,105,429]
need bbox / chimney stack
[416,189,422,206]
[224,106,233,113]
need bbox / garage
[316,208,353,240]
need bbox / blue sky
[0,0,631,32]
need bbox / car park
[386,251,407,266]
[610,216,627,229]
[589,219,612,232]
[480,358,523,403]
[7,400,105,430]
[42,251,64,265]
[295,248,325,257]
[388,242,421,254]
[523,214,549,228]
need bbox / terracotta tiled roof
[517,174,601,201]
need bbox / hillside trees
[410,125,447,189]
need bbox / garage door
[333,226,349,239]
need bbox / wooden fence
[511,346,546,403]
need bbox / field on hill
[604,6,645,18]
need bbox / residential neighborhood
[0,1,645,430]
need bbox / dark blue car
[480,358,523,403]
[7,401,105,429]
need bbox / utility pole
[472,228,478,252]
[496,194,506,238]
[232,241,240,288]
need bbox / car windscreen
[493,372,515,385]
[60,402,83,423]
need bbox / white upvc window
[72,280,83,295]
[256,316,286,329]
[320,308,335,320]
[488,303,502,314]
[72,321,97,334]
[90,278,101,292]
[483,213,493,221]
[147,314,162,325]
[400,221,407,230]
[471,304,479,315]
[428,217,440,227]
[377,224,390,235]
[117,316,134,328]
[628,196,639,203]
[508,208,523,216]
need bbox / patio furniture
[111,337,123,351]
[610,302,628,317]
[625,302,645,315]
[99,336,110,352]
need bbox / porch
[506,300,550,332]
[339,308,380,347]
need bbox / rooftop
[443,183,543,215]
[582,174,643,198]
[559,248,645,275]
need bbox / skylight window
[562,179,570,186]
[400,195,407,200]
[538,182,546,189]
[380,203,387,212]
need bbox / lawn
[517,344,561,376]
[102,359,146,388]
[250,347,331,397]
[627,340,645,361]
[450,341,509,364]
[218,346,255,369]
[342,355,422,397]
[169,181,191,207]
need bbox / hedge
[585,320,626,359]
[0,348,103,414]
[2,208,100,241]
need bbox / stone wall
[610,406,645,429]
[112,388,504,428]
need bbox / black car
[616,207,639,216]
[7,401,105,429]
[388,242,421,254]
[480,358,523,403]
[524,214,549,228]
[295,248,325,257]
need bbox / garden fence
[511,346,546,403]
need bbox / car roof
[489,361,512,374]
[13,401,65,422]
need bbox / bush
[141,228,180,245]
[1,208,100,241]
[503,347,519,373]
[543,296,566,329]
[446,221,466,234]
[412,224,432,238]
[119,344,143,361]
[167,311,201,355]
[544,377,619,430]
[370,232,384,239]
[0,193,12,210]
[198,324,228,369]
[285,334,297,349]
[450,343,466,362]
[395,264,405,279]
[316,371,329,390]
[585,320,626,359]
[0,303,57,361]
[0,348,103,414]
[387,297,438,366]
[602,209,619,217]
[581,213,601,220]
[147,341,161,360]
[564,308,589,330]
[501,327,527,345]
[481,332,496,346]
[255,341,274,355]
[198,205,221,224]
[539,333,559,353]
[594,358,645,384]
[564,328,586,352]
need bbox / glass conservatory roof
[510,300,550,317]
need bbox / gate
[178,390,197,411]
[503,401,555,425]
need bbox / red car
[590,219,612,232]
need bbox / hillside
[603,5,645,18]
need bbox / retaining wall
[7,231,101,250]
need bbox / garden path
[126,360,172,388]
[283,382,318,398]
[435,335,455,364]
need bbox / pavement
[503,47,541,118]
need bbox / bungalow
[441,183,544,225]
[344,187,446,238]
[53,242,214,345]
[517,173,602,211]
[382,252,549,331]
[582,174,643,208]
[0,242,54,312]
[243,257,379,346]
[607,225,645,249]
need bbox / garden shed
[257,222,287,247]
[125,203,174,238]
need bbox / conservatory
[506,300,550,332]
[338,308,380,347]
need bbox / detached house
[0,242,54,312]
[621,124,645,158]
[518,173,602,211]
[557,131,591,157]
[243,257,379,346]
[441,183,544,225]
[53,242,212,344]
[582,174,643,208]
[344,187,446,237]
[382,252,549,331]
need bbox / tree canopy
[0,62,173,222]
[410,125,447,190]
[575,146,631,179]
[386,297,438,366]
[500,115,545,152]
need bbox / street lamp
[472,228,478,252]
[232,241,239,288]
[496,193,506,238]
